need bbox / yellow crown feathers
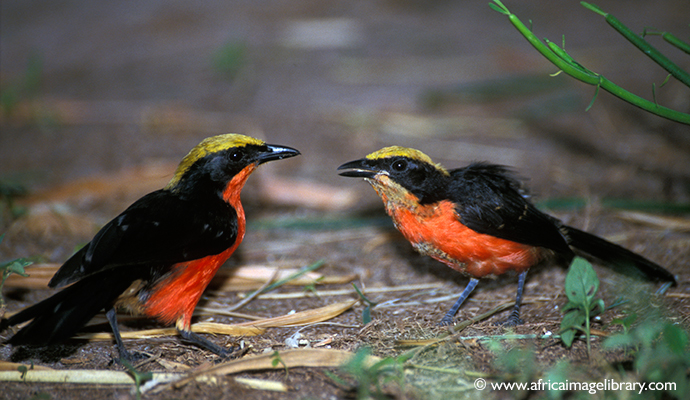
[166,134,265,189]
[366,146,449,175]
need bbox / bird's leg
[106,308,148,363]
[177,328,234,358]
[439,278,479,326]
[500,271,527,327]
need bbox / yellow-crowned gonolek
[1,134,299,360]
[338,146,676,326]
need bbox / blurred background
[1,0,689,260]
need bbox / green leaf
[591,298,605,315]
[17,365,28,380]
[603,331,637,349]
[560,329,576,348]
[5,260,31,277]
[543,360,571,400]
[610,312,638,333]
[560,311,586,347]
[663,324,689,354]
[488,0,509,15]
[564,257,599,305]
[362,305,372,325]
[561,300,580,313]
[580,2,606,17]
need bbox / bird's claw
[114,350,151,366]
[497,310,523,327]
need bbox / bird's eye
[392,160,408,172]
[230,151,242,161]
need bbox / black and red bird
[338,146,676,326]
[1,134,299,360]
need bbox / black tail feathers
[2,269,137,346]
[565,226,676,284]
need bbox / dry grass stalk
[73,324,264,342]
[234,377,288,392]
[162,348,381,391]
[73,300,357,341]
[0,369,181,384]
[3,263,355,291]
[395,301,515,347]
[616,210,690,232]
[0,361,53,371]
[243,283,443,300]
[236,299,358,328]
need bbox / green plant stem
[643,29,690,56]
[490,0,690,125]
[585,304,592,356]
[660,32,690,55]
[582,2,690,87]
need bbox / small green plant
[488,339,538,385]
[271,350,289,378]
[302,276,325,295]
[610,311,638,335]
[17,362,34,381]
[0,234,32,311]
[559,257,605,356]
[121,358,153,400]
[604,320,690,398]
[352,283,378,324]
[329,347,411,400]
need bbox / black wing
[49,189,238,288]
[448,163,572,255]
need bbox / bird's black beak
[337,159,379,178]
[257,144,301,164]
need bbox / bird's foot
[496,310,523,327]
[437,316,455,327]
[179,328,236,359]
[113,349,151,366]
[214,345,237,360]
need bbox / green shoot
[17,365,28,381]
[0,234,33,311]
[609,312,638,336]
[302,276,325,295]
[559,257,605,356]
[121,358,153,400]
[352,283,378,325]
[260,259,325,294]
[271,351,289,378]
[330,347,411,400]
[488,339,538,384]
[604,320,690,398]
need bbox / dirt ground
[1,1,689,399]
